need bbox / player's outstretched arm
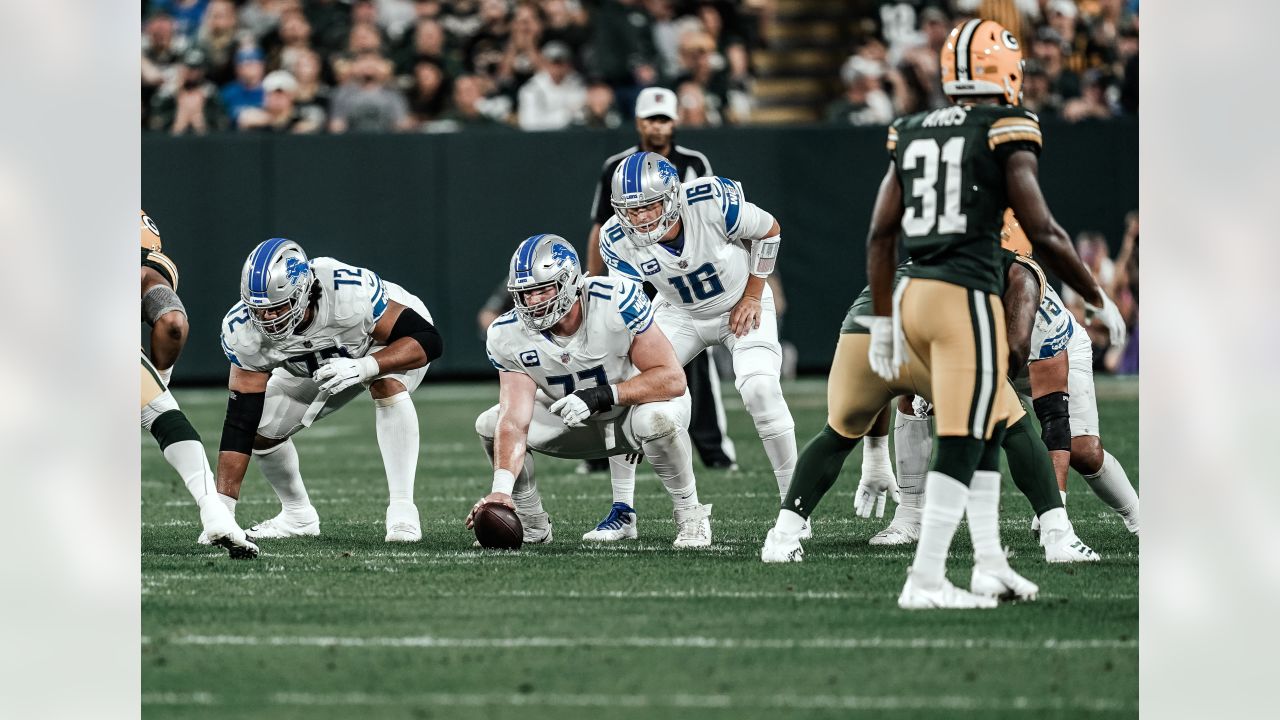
[468,371,538,526]
[1002,262,1039,382]
[215,365,270,499]
[141,267,187,378]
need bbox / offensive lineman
[210,238,443,543]
[599,152,798,532]
[140,210,258,558]
[762,19,1125,608]
[468,235,711,547]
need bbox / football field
[142,377,1138,719]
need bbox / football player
[599,152,799,534]
[140,210,258,558]
[468,235,711,548]
[762,19,1125,608]
[210,238,443,543]
[1001,212,1139,534]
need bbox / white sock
[216,492,237,518]
[162,439,215,503]
[966,470,1006,566]
[1061,490,1068,506]
[775,508,806,535]
[761,430,797,502]
[375,392,419,505]
[607,455,637,507]
[253,439,313,514]
[510,452,545,517]
[910,471,969,589]
[645,428,699,512]
[1083,451,1139,520]
[862,435,891,473]
[893,409,933,523]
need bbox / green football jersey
[841,263,908,335]
[886,103,1042,295]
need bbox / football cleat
[760,526,804,563]
[385,501,422,543]
[1042,528,1101,563]
[198,498,259,559]
[971,562,1039,601]
[520,511,554,544]
[245,507,321,540]
[1030,513,1040,541]
[869,518,921,546]
[898,571,998,610]
[582,502,638,542]
[672,503,712,548]
[798,518,812,541]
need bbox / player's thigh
[258,369,362,440]
[621,390,691,446]
[140,352,165,409]
[654,301,710,365]
[524,401,617,460]
[825,333,895,439]
[1066,345,1100,437]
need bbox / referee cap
[636,87,678,120]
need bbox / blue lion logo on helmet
[550,242,577,266]
[656,158,678,187]
[285,256,309,285]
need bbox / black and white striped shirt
[589,144,714,226]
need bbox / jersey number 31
[902,137,968,237]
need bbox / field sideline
[142,377,1138,719]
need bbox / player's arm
[215,365,270,499]
[1002,262,1038,382]
[619,324,687,404]
[727,178,782,336]
[313,299,444,393]
[141,267,188,377]
[1006,151,1126,345]
[866,161,903,315]
[467,370,538,525]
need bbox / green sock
[783,425,860,518]
[1002,415,1064,517]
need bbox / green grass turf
[142,377,1138,720]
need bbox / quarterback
[599,152,798,532]
[209,238,443,543]
[468,234,711,548]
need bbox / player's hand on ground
[854,473,901,518]
[313,355,380,394]
[854,316,903,381]
[466,492,515,529]
[548,393,591,427]
[730,295,762,337]
[1083,290,1127,347]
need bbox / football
[473,502,523,550]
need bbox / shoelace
[595,503,634,531]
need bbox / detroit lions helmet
[610,151,681,247]
[240,238,315,340]
[507,234,583,331]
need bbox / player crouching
[467,234,711,548]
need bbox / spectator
[394,18,462,78]
[1106,211,1139,374]
[695,0,753,121]
[329,52,413,132]
[588,0,659,114]
[1020,59,1058,119]
[266,8,314,73]
[540,0,590,62]
[464,0,512,80]
[149,47,229,135]
[194,0,241,87]
[827,55,893,126]
[644,0,685,80]
[1062,69,1114,123]
[1044,0,1086,73]
[376,0,420,41]
[239,0,285,41]
[284,48,332,127]
[441,0,486,44]
[150,0,210,41]
[220,47,267,125]
[439,73,505,128]
[1033,27,1080,105]
[306,0,353,55]
[676,79,711,127]
[572,80,623,129]
[237,70,322,132]
[498,2,545,92]
[407,57,450,124]
[517,41,587,130]
[896,7,950,114]
[142,10,186,121]
[348,21,387,56]
[673,29,728,125]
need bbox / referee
[585,87,737,471]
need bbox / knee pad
[1033,392,1071,453]
[736,372,794,439]
[631,403,682,443]
[141,390,180,431]
[475,405,499,439]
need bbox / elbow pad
[220,390,265,454]
[749,234,780,278]
[389,308,445,361]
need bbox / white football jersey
[486,277,654,417]
[220,257,431,377]
[1029,283,1075,363]
[599,176,776,321]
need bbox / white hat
[263,70,298,94]
[635,87,678,120]
[1047,0,1078,18]
[840,55,883,85]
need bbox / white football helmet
[240,238,314,340]
[610,151,681,246]
[507,234,583,331]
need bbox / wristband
[492,469,516,495]
[573,385,616,414]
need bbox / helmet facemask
[612,187,680,247]
[510,266,581,331]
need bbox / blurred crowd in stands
[828,0,1138,126]
[1062,210,1139,375]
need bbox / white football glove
[1083,289,1127,347]
[548,393,591,428]
[854,469,901,519]
[313,355,380,394]
[853,315,903,382]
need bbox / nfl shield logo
[560,352,571,364]
[678,259,689,269]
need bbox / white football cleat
[582,502,638,542]
[1043,528,1101,563]
[245,506,321,540]
[798,518,812,540]
[869,519,921,546]
[519,511,554,544]
[385,501,422,542]
[760,526,804,563]
[672,503,712,548]
[898,572,998,610]
[971,562,1039,601]
[1029,513,1041,541]
[198,498,259,559]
